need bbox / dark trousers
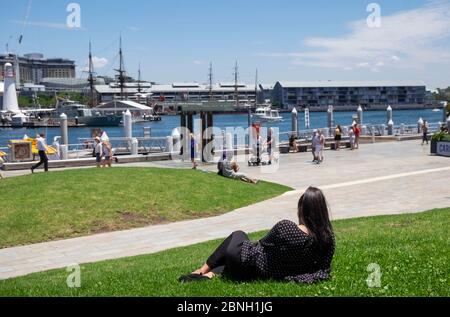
[206,231,252,280]
[32,150,48,172]
[422,133,429,143]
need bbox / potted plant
[431,131,450,154]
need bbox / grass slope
[0,209,448,297]
[0,167,291,248]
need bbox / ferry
[253,106,283,122]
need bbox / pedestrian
[317,129,325,163]
[334,125,342,151]
[354,124,361,149]
[0,155,4,179]
[266,128,275,165]
[349,127,356,150]
[101,140,113,168]
[421,120,429,145]
[94,137,103,168]
[311,130,318,162]
[190,133,198,169]
[31,133,49,173]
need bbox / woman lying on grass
[179,187,335,283]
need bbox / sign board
[9,141,33,162]
[437,142,450,157]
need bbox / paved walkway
[1,140,449,280]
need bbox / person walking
[31,133,49,173]
[349,127,356,150]
[101,140,113,168]
[422,120,429,146]
[317,129,325,163]
[354,124,361,149]
[190,133,198,169]
[266,128,275,165]
[311,130,318,163]
[334,125,342,151]
[94,137,103,168]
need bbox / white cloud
[128,26,140,32]
[82,56,109,71]
[10,20,87,31]
[193,60,205,65]
[258,1,450,71]
[92,56,109,69]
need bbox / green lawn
[0,209,448,297]
[0,167,291,248]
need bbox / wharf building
[272,80,431,110]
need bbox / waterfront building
[0,53,76,85]
[94,82,260,105]
[272,80,430,110]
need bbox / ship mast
[233,61,239,106]
[208,62,213,101]
[114,36,126,100]
[254,68,258,106]
[87,41,96,107]
[137,62,142,94]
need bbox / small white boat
[432,108,440,112]
[253,107,283,122]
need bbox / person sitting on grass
[217,161,259,184]
[179,187,335,283]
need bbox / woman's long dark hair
[298,187,334,250]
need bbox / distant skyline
[1,0,450,89]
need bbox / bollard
[131,138,139,155]
[60,113,68,145]
[291,108,298,138]
[386,105,393,125]
[342,126,349,136]
[361,125,367,135]
[304,108,310,129]
[123,110,133,146]
[370,126,376,143]
[165,136,173,153]
[380,124,386,136]
[357,106,363,125]
[60,144,68,160]
[400,123,405,135]
[172,128,181,154]
[417,118,424,134]
[53,141,60,159]
[226,133,233,160]
[327,105,334,130]
[387,120,394,136]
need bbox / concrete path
[1,140,449,280]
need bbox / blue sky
[1,0,450,89]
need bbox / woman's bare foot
[192,264,211,275]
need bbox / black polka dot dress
[241,220,335,283]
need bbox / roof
[41,77,105,86]
[96,100,153,111]
[276,80,426,88]
[94,83,258,94]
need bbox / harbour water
[0,109,444,148]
